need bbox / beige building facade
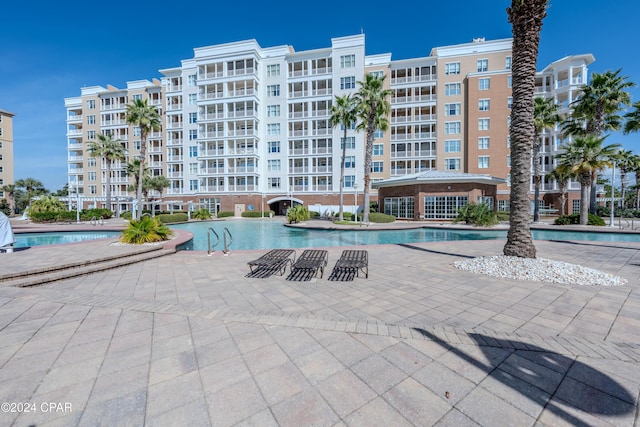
[0,109,15,200]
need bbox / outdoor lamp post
[353,182,358,224]
[610,161,616,228]
[75,185,81,224]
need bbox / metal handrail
[207,228,220,256]
[90,216,104,226]
[223,227,233,255]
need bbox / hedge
[155,213,189,224]
[368,212,396,223]
[241,210,274,218]
[218,211,234,218]
[554,213,605,226]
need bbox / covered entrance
[267,196,304,216]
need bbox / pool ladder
[207,227,233,256]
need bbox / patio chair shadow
[412,328,635,425]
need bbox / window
[374,129,383,139]
[343,175,355,187]
[190,180,198,191]
[445,103,460,116]
[88,185,97,195]
[344,156,355,168]
[478,156,490,168]
[477,59,488,72]
[267,141,280,153]
[478,118,490,131]
[188,94,197,105]
[498,199,510,211]
[267,105,280,117]
[133,141,141,150]
[87,158,96,167]
[424,195,467,219]
[384,197,415,219]
[266,64,280,77]
[445,121,461,134]
[87,99,95,109]
[341,137,356,149]
[340,54,355,68]
[445,62,460,75]
[189,112,197,123]
[268,177,281,189]
[478,137,490,149]
[87,115,95,125]
[478,196,494,210]
[189,146,198,157]
[508,75,512,88]
[189,130,198,140]
[445,140,460,153]
[189,163,198,174]
[340,122,356,130]
[132,94,142,101]
[340,76,356,90]
[373,144,384,156]
[445,158,460,171]
[267,123,281,135]
[507,155,511,167]
[445,83,461,96]
[188,74,197,86]
[372,161,383,173]
[88,171,96,181]
[479,78,490,90]
[267,159,281,171]
[87,130,96,140]
[507,116,512,127]
[505,56,512,70]
[266,85,280,97]
[133,126,141,136]
[478,99,490,111]
[370,70,384,78]
[507,97,513,109]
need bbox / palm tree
[0,184,16,214]
[503,0,548,258]
[556,135,620,225]
[148,175,170,215]
[126,99,161,219]
[87,133,127,212]
[532,97,560,222]
[614,149,636,209]
[563,69,635,213]
[354,74,391,224]
[329,94,357,221]
[15,177,46,211]
[623,101,640,134]
[546,164,574,216]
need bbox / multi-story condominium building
[64,35,592,218]
[0,109,15,200]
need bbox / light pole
[353,182,358,224]
[609,161,616,228]
[75,185,81,224]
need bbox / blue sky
[2,1,639,191]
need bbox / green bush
[29,211,60,222]
[82,208,113,220]
[241,210,274,218]
[155,213,189,224]
[120,216,172,244]
[0,199,10,216]
[120,211,133,220]
[453,203,499,227]
[309,211,320,218]
[287,205,310,224]
[192,208,212,220]
[218,211,234,218]
[30,196,66,213]
[335,212,354,221]
[554,213,606,226]
[368,212,396,223]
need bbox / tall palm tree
[546,164,574,216]
[0,184,16,214]
[87,133,127,212]
[15,177,46,211]
[148,175,170,215]
[329,94,357,221]
[503,0,548,258]
[563,69,635,213]
[532,97,560,222]
[126,99,161,219]
[354,74,391,224]
[614,149,636,209]
[623,101,640,134]
[556,135,620,225]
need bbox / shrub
[120,211,133,220]
[28,211,60,222]
[554,213,606,226]
[81,208,113,220]
[368,212,396,223]
[453,203,499,227]
[0,199,10,216]
[218,211,234,218]
[335,212,354,221]
[496,211,510,222]
[241,210,274,218]
[155,213,188,224]
[30,196,66,213]
[287,205,310,224]
[121,216,172,244]
[309,211,320,218]
[192,208,212,220]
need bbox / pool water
[14,231,121,248]
[171,220,640,251]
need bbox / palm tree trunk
[338,127,347,221]
[620,171,626,209]
[136,134,146,220]
[533,139,541,222]
[363,119,375,224]
[580,174,590,225]
[589,176,597,214]
[105,161,112,212]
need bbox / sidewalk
[0,231,638,425]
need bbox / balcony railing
[228,88,255,97]
[227,167,256,174]
[311,67,332,75]
[167,171,184,178]
[167,156,183,162]
[199,167,224,175]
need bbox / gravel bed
[453,256,627,286]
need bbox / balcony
[201,71,224,80]
[67,155,84,162]
[291,185,310,192]
[199,167,224,175]
[227,166,256,174]
[167,138,183,146]
[311,88,331,97]
[67,142,83,150]
[311,67,332,75]
[167,122,183,129]
[227,68,255,77]
[391,75,436,85]
[167,155,183,162]
[228,88,255,97]
[67,129,82,136]
[167,171,184,178]
[228,129,256,137]
[166,84,183,93]
[68,168,84,174]
[167,103,183,111]
[229,185,257,192]
[288,111,309,119]
[227,110,256,119]
[414,150,436,157]
[199,92,224,101]
[67,114,82,122]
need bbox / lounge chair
[287,249,328,281]
[328,250,368,281]
[247,249,296,277]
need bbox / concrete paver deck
[0,222,639,426]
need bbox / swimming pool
[14,231,121,248]
[171,220,640,251]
